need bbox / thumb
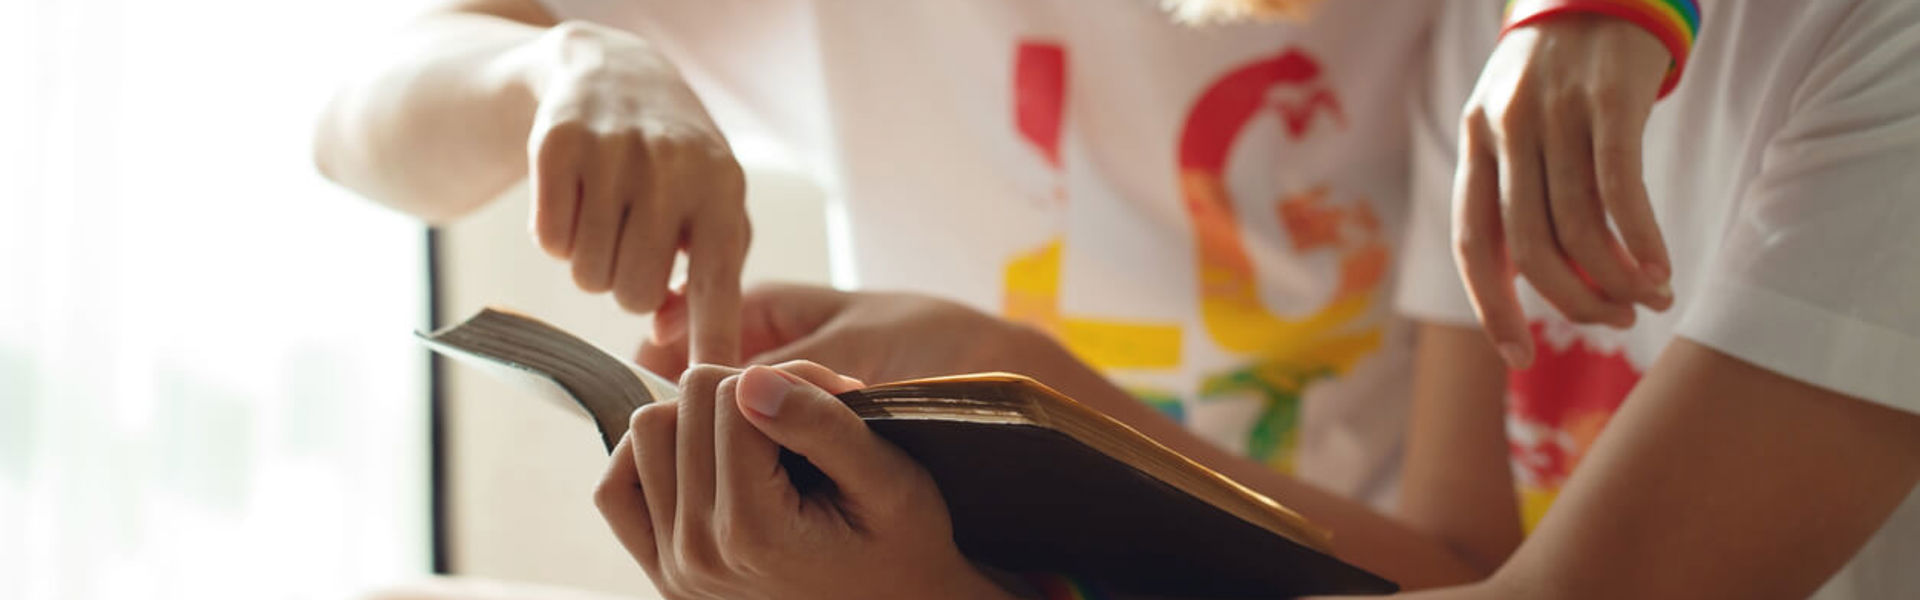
[733,365,918,505]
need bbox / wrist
[471,26,583,124]
[1503,0,1700,97]
[515,21,612,100]
[513,20,672,101]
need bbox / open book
[419,307,1397,598]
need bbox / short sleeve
[526,0,826,171]
[1676,3,1920,410]
[533,0,642,28]
[1393,0,1501,328]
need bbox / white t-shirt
[1401,1,1920,596]
[536,0,1435,502]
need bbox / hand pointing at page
[526,22,748,365]
[315,10,746,366]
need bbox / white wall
[436,157,832,597]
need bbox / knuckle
[1456,106,1482,131]
[651,131,745,198]
[615,284,666,315]
[541,119,589,144]
[1453,227,1494,257]
[629,403,669,436]
[572,265,611,293]
[532,134,578,166]
[627,404,652,434]
[713,521,770,574]
[1593,140,1635,168]
[591,478,620,513]
[640,133,687,173]
[617,127,649,149]
[1592,136,1639,172]
[1593,165,1636,199]
[655,574,694,600]
[1585,272,1632,298]
[1589,84,1636,110]
[649,127,716,161]
[711,517,752,550]
[1508,242,1552,276]
[1493,105,1534,133]
[1552,294,1615,324]
[1546,87,1586,116]
[1564,306,1609,324]
[734,218,754,253]
[1459,121,1493,152]
[679,363,739,390]
[1623,228,1663,250]
[674,539,728,584]
[1553,220,1596,251]
[1458,100,1497,133]
[604,130,648,165]
[712,156,747,195]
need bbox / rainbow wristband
[1503,0,1701,98]
[1023,572,1111,600]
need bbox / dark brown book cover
[420,308,1398,598]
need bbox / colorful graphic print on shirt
[998,41,1387,471]
[1508,320,1643,529]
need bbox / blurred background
[0,1,829,598]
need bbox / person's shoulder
[1716,0,1920,96]
[1794,0,1920,102]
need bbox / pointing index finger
[686,205,747,366]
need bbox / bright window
[0,2,434,598]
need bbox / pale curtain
[0,0,433,598]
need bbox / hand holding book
[421,307,1393,597]
[598,362,1017,600]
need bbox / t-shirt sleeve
[1676,4,1920,411]
[525,0,819,168]
[1393,0,1501,328]
[533,0,641,28]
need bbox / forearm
[1396,323,1523,572]
[1005,327,1487,589]
[1368,339,1920,599]
[314,11,553,221]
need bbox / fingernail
[1653,282,1673,300]
[839,374,866,389]
[1497,342,1532,369]
[739,366,793,418]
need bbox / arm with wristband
[1453,0,1702,368]
[1027,5,1701,598]
[1505,0,1700,97]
